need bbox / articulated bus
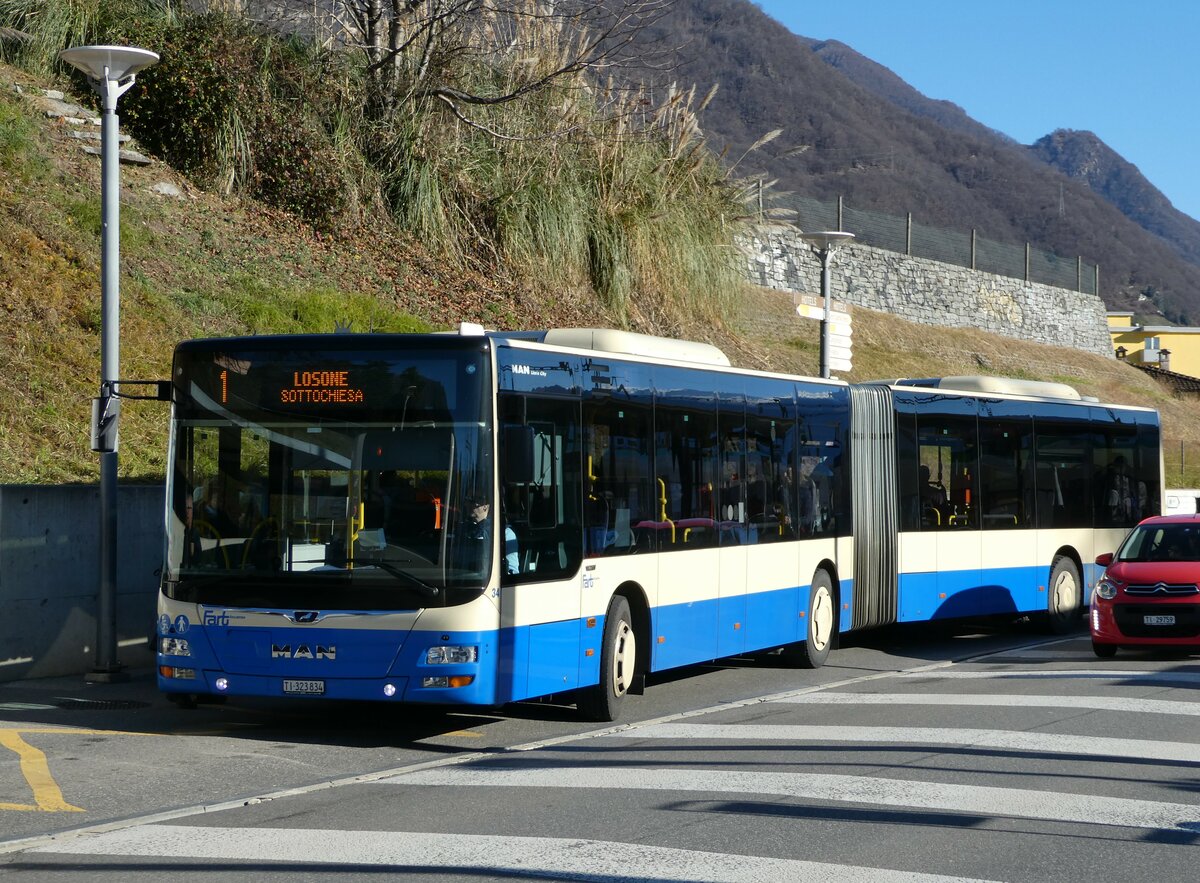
[156,327,1161,720]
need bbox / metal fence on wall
[780,194,1099,296]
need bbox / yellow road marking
[5,727,153,737]
[442,730,483,738]
[0,730,83,813]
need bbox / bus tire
[577,596,636,722]
[792,570,836,669]
[1045,555,1082,634]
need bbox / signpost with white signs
[796,232,855,378]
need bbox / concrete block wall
[741,225,1114,357]
[0,485,162,682]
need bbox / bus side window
[498,394,583,581]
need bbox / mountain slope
[632,0,1200,324]
[1030,129,1200,268]
[801,37,1015,147]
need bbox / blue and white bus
[156,326,1161,719]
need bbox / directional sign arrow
[797,304,851,324]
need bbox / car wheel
[577,596,636,722]
[1092,641,1117,658]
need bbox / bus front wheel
[578,596,636,722]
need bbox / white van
[1164,489,1200,516]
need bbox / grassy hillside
[4,60,1200,487]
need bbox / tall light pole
[59,45,159,683]
[799,231,855,378]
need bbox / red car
[1091,515,1200,657]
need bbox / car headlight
[425,645,478,664]
[1094,579,1119,600]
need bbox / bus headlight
[422,675,476,688]
[160,637,191,656]
[1094,579,1119,600]
[426,645,478,664]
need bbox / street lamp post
[59,45,159,683]
[798,231,855,379]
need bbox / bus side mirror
[502,425,534,483]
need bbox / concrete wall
[0,484,163,682]
[742,225,1114,357]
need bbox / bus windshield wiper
[345,558,440,597]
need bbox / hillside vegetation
[3,5,1200,488]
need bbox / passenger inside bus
[200,480,238,537]
[919,464,948,526]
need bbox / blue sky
[754,1,1200,222]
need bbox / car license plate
[1143,615,1176,626]
[283,679,325,695]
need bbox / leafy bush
[114,14,350,228]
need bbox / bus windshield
[163,340,494,609]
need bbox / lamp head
[799,230,855,253]
[60,45,159,82]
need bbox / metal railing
[775,193,1099,296]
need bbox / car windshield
[1116,523,1200,562]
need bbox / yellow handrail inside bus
[657,478,675,543]
[347,501,365,568]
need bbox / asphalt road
[5,617,1200,881]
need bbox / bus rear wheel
[1044,556,1082,634]
[785,570,836,669]
[577,596,636,722]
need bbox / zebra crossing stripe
[389,765,1200,832]
[773,692,1200,716]
[30,823,1000,882]
[602,723,1200,764]
[898,669,1200,684]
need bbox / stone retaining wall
[741,226,1113,357]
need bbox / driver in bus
[460,496,519,575]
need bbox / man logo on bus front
[293,611,319,623]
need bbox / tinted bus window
[1033,406,1092,529]
[583,361,654,556]
[1092,406,1144,527]
[914,395,979,530]
[1138,414,1162,516]
[977,406,1034,530]
[894,399,920,532]
[652,367,719,550]
[746,378,794,544]
[498,393,584,581]
[715,375,748,546]
[796,384,850,537]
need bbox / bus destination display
[214,367,366,406]
[279,369,366,405]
